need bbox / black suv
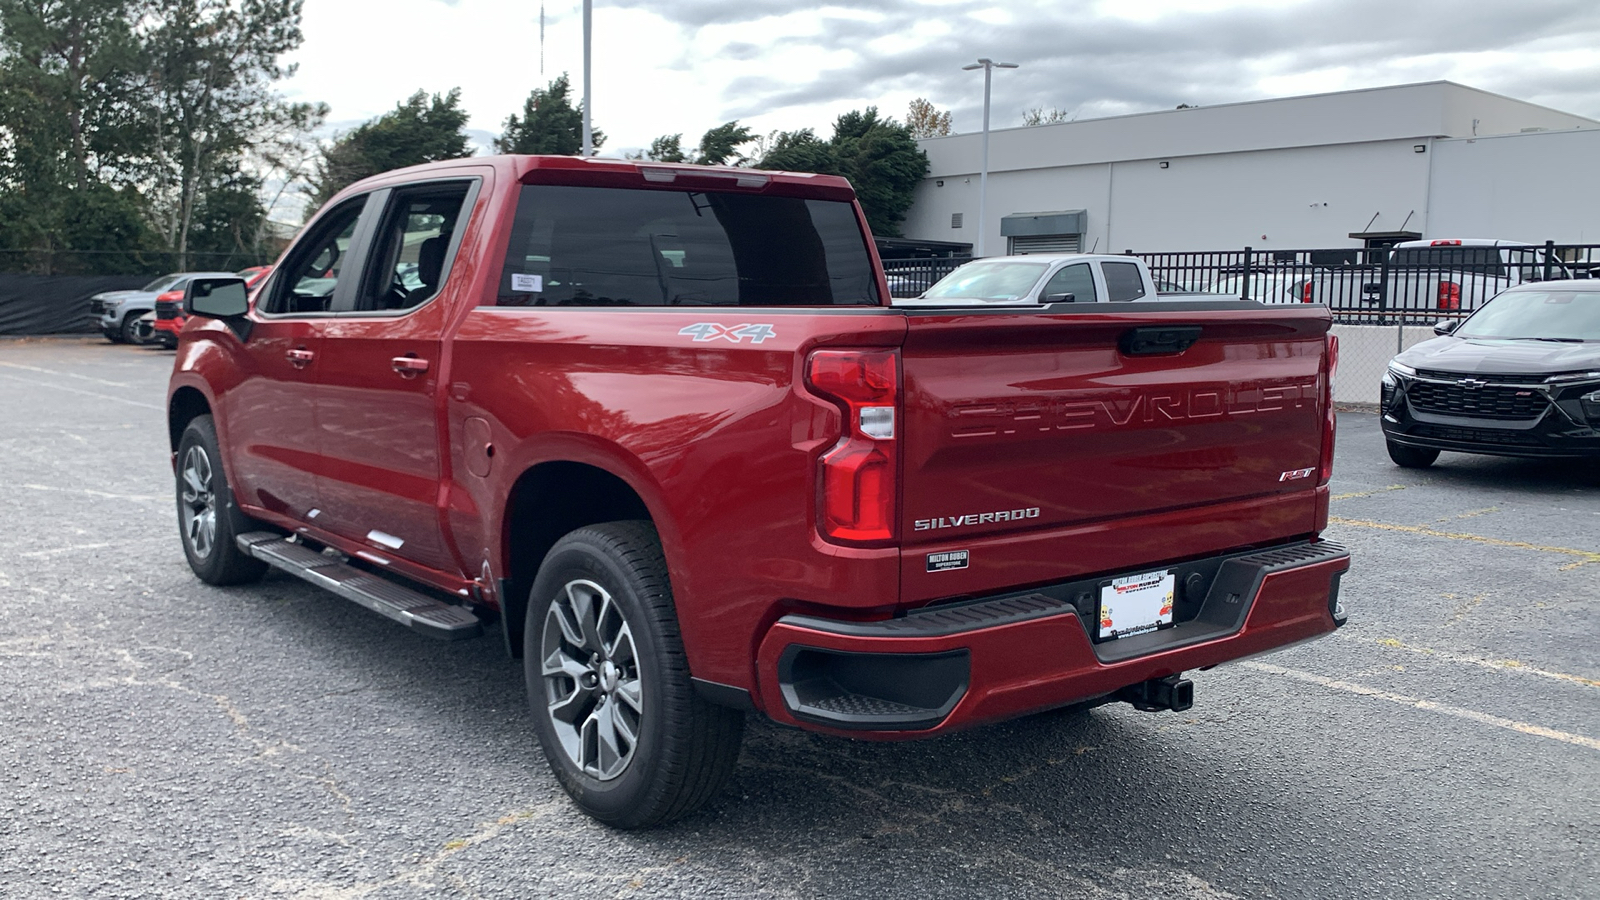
[1381,281,1600,467]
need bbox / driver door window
[261,197,367,315]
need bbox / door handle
[286,348,315,367]
[392,355,431,376]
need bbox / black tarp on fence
[0,275,150,335]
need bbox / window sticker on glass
[511,273,543,292]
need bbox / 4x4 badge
[679,323,777,344]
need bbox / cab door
[312,177,482,575]
[226,194,377,521]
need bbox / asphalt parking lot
[2,337,1596,900]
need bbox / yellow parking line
[1328,516,1600,570]
[1245,662,1600,751]
[1330,485,1409,501]
[1337,634,1600,689]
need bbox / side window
[1040,263,1097,302]
[355,183,472,313]
[261,198,366,315]
[1103,262,1147,301]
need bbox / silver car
[89,272,236,344]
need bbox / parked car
[167,154,1348,828]
[1362,239,1570,317]
[1208,270,1319,304]
[91,272,237,344]
[1380,280,1600,466]
[154,266,273,349]
[902,253,1162,305]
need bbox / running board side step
[236,532,482,640]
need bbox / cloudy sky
[283,0,1600,155]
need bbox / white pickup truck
[897,254,1164,306]
[1314,239,1571,315]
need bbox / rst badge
[1279,467,1316,482]
[678,323,777,344]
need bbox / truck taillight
[806,349,898,544]
[1320,334,1339,485]
[1437,281,1461,310]
[1301,281,1314,303]
[1430,239,1462,246]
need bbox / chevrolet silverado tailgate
[898,305,1332,597]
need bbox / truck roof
[955,253,1143,265]
[333,154,859,204]
[1393,238,1535,249]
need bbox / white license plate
[1098,570,1175,640]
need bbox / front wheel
[524,521,743,829]
[120,311,145,344]
[176,415,268,585]
[1386,440,1440,469]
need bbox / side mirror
[1042,292,1077,304]
[1433,319,1459,336]
[184,277,250,319]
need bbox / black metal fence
[881,242,1600,324]
[881,258,971,298]
[1135,241,1600,324]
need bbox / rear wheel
[176,415,268,585]
[524,521,743,828]
[1387,440,1440,469]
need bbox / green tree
[645,133,686,162]
[756,107,927,236]
[0,0,154,266]
[313,89,473,206]
[144,0,309,267]
[494,73,603,156]
[757,128,838,175]
[692,121,753,166]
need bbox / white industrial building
[903,82,1600,255]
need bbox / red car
[167,156,1348,827]
[154,266,272,348]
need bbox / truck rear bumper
[755,540,1349,739]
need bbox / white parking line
[1245,661,1600,752]
[0,372,162,411]
[21,484,165,502]
[0,359,131,387]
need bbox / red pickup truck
[167,155,1349,828]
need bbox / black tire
[524,521,743,829]
[120,311,145,345]
[176,415,268,585]
[1386,440,1440,469]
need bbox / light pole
[962,58,1017,257]
[581,0,593,156]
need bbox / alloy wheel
[540,578,644,781]
[179,445,218,560]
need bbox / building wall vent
[951,213,964,229]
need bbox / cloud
[606,0,1600,131]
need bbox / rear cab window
[1102,261,1147,301]
[495,184,879,307]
